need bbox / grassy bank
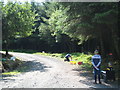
[34,52,120,81]
[2,63,30,74]
[2,51,119,81]
[1,53,30,76]
[8,49,37,54]
[2,62,30,76]
[34,52,93,71]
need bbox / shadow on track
[17,59,52,73]
[72,68,118,88]
[1,59,52,81]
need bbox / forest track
[0,52,119,89]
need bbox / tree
[39,2,78,52]
[2,1,36,55]
[60,2,119,59]
[0,2,2,51]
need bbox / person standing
[91,50,102,84]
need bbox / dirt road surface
[0,52,119,89]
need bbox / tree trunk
[5,40,9,56]
[100,37,104,56]
[99,29,105,57]
[5,50,8,56]
[111,28,120,60]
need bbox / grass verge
[34,52,93,71]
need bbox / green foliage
[2,2,119,60]
[9,49,37,53]
[39,2,69,43]
[34,52,93,71]
[60,2,118,46]
[34,52,65,59]
[2,2,36,41]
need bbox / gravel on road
[0,52,119,89]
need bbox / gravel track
[0,52,119,89]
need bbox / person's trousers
[94,69,101,83]
[66,57,70,62]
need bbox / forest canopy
[1,2,120,60]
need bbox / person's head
[94,50,99,54]
[108,62,112,67]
